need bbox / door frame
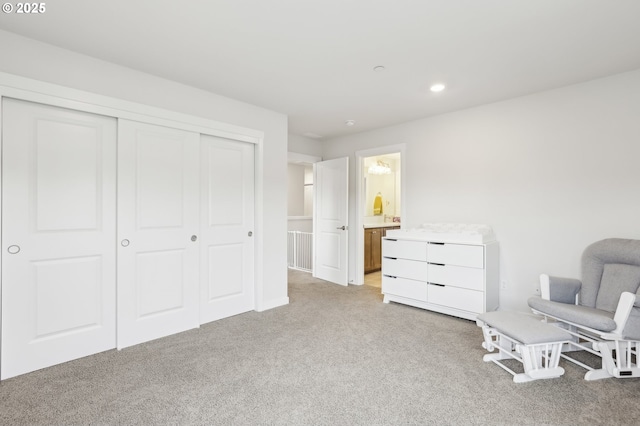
[354,144,406,285]
[287,152,322,273]
[0,72,266,354]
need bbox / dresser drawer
[382,238,427,261]
[382,257,428,282]
[427,284,484,313]
[427,243,484,268]
[427,263,484,291]
[382,275,427,301]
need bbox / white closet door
[117,120,200,349]
[199,135,255,323]
[1,98,116,380]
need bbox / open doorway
[287,152,321,274]
[355,145,405,288]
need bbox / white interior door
[1,98,116,379]
[117,120,200,349]
[313,157,349,285]
[199,135,255,323]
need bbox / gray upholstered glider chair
[528,238,640,380]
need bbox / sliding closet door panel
[1,98,116,380]
[117,120,200,349]
[200,135,255,324]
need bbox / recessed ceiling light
[345,120,356,126]
[373,65,385,72]
[430,83,446,92]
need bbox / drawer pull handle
[384,257,397,260]
[428,283,445,287]
[384,275,398,279]
[385,238,398,241]
[428,262,445,266]
[429,242,445,245]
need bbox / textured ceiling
[1,0,640,139]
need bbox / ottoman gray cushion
[478,311,571,345]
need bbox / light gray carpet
[1,269,640,425]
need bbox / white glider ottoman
[476,311,572,383]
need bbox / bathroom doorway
[355,145,405,288]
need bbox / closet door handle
[191,235,198,242]
[121,239,130,247]
[7,245,20,254]
[336,226,346,230]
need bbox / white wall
[287,164,313,232]
[288,133,323,157]
[287,219,313,233]
[287,134,318,234]
[303,166,313,216]
[0,30,289,310]
[288,164,305,216]
[323,69,640,311]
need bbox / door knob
[7,245,20,254]
[191,235,198,242]
[121,239,130,247]
[248,231,253,237]
[336,226,346,230]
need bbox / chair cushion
[528,296,616,332]
[595,263,640,312]
[623,308,640,340]
[548,277,581,304]
[581,239,640,308]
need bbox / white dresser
[381,227,499,321]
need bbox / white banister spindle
[287,231,313,273]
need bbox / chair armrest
[611,292,636,335]
[539,274,581,303]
